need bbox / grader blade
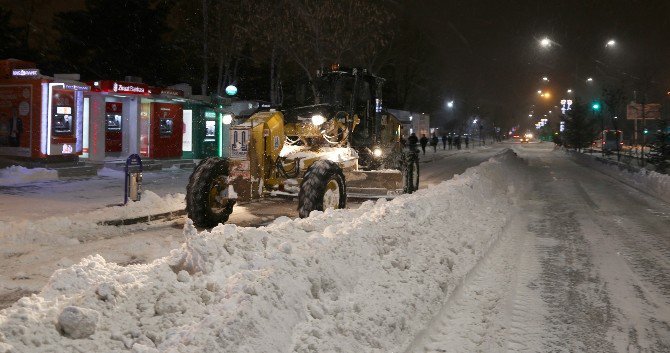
[345,170,403,198]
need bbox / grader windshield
[314,70,381,146]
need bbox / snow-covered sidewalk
[0,167,191,223]
[567,150,670,203]
[0,149,529,352]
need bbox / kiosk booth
[181,100,230,159]
[0,59,87,160]
[83,81,184,161]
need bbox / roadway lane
[408,142,670,352]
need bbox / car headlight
[311,114,326,126]
[373,147,383,158]
[222,114,233,125]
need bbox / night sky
[410,0,670,125]
[2,0,669,128]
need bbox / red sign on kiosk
[91,81,150,95]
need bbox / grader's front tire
[186,157,235,228]
[298,160,347,218]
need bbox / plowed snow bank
[0,149,528,353]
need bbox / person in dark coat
[441,134,447,150]
[455,135,461,150]
[447,134,453,149]
[419,134,429,155]
[431,134,439,152]
[465,135,470,149]
[8,108,23,147]
[408,132,419,152]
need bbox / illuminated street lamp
[606,39,616,48]
[586,77,594,83]
[446,100,454,109]
[567,89,573,93]
[542,76,549,82]
[537,90,542,95]
[540,37,551,48]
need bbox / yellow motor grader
[186,66,420,228]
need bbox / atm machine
[201,110,219,157]
[150,102,182,158]
[47,85,82,155]
[105,102,122,152]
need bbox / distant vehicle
[601,129,623,153]
[519,132,533,143]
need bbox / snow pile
[0,191,185,244]
[0,150,529,353]
[569,151,670,203]
[0,166,58,186]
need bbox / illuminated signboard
[113,82,145,94]
[12,68,39,77]
[560,99,573,114]
[89,81,149,95]
[63,83,90,91]
[56,106,72,115]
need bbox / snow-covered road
[408,143,670,352]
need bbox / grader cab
[186,66,420,228]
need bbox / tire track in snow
[503,208,548,353]
[405,204,543,353]
[530,175,617,352]
[569,169,670,351]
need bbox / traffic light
[643,128,649,135]
[591,102,601,111]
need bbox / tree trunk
[201,0,209,96]
[216,53,224,96]
[270,46,276,104]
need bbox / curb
[98,209,187,226]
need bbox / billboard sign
[627,103,661,120]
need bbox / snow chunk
[57,306,100,339]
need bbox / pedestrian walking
[447,134,453,150]
[431,134,439,152]
[419,134,428,155]
[408,132,419,152]
[441,134,447,150]
[465,135,469,149]
[455,135,461,150]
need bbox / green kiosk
[182,100,230,159]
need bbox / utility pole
[641,93,647,167]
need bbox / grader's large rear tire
[403,152,420,194]
[186,157,235,228]
[298,160,347,218]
